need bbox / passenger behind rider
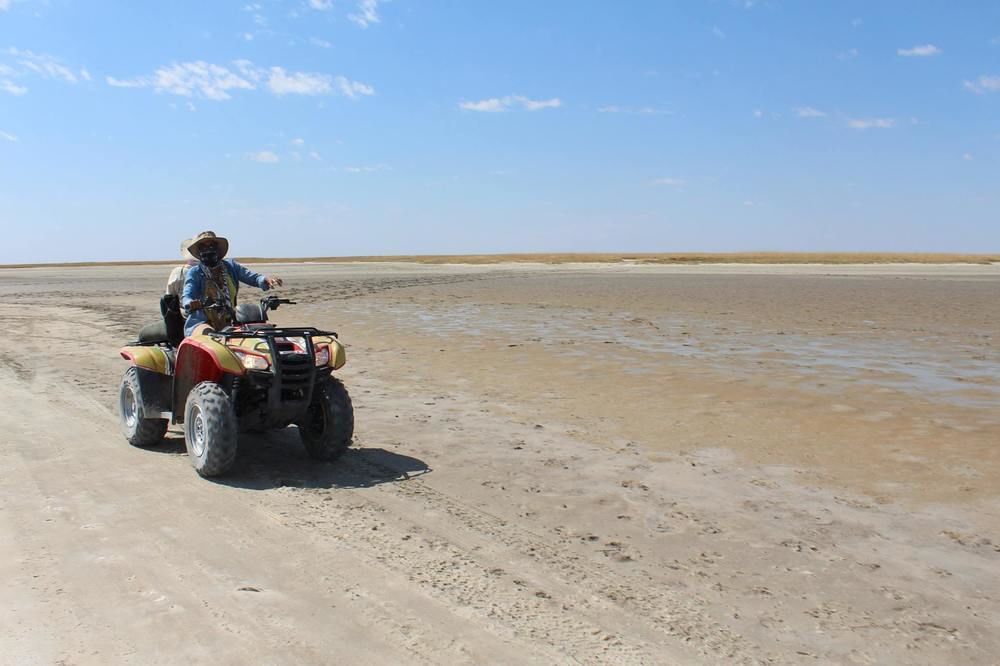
[181,231,283,337]
[167,237,198,299]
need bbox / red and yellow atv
[117,295,353,478]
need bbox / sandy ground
[0,262,997,665]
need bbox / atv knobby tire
[184,381,238,477]
[299,377,354,461]
[119,366,168,447]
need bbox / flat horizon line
[2,251,999,270]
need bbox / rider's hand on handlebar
[266,276,283,288]
[187,299,203,312]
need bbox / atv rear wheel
[299,377,354,461]
[119,367,168,447]
[184,381,238,477]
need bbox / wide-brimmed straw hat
[186,231,229,260]
[180,238,198,261]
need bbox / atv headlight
[314,345,330,367]
[232,349,270,370]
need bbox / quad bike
[117,294,353,478]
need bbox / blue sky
[0,1,998,262]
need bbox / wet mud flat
[0,261,998,664]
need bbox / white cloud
[310,37,333,48]
[793,106,826,118]
[154,62,255,100]
[518,96,561,111]
[308,151,322,161]
[248,151,280,163]
[460,97,506,112]
[0,78,26,95]
[897,44,941,57]
[291,137,305,145]
[267,67,331,95]
[349,0,381,28]
[459,95,562,112]
[837,48,859,60]
[598,105,669,115]
[963,153,974,161]
[753,109,763,118]
[847,117,895,130]
[344,164,389,173]
[1,48,86,94]
[105,76,146,89]
[108,60,373,101]
[795,106,826,118]
[963,75,1000,94]
[243,32,254,41]
[0,0,11,10]
[653,177,684,187]
[308,0,333,9]
[712,25,726,39]
[0,130,16,142]
[335,75,375,98]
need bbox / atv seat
[136,294,185,347]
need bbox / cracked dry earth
[1,262,998,665]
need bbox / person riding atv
[118,239,353,478]
[181,231,283,336]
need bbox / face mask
[199,246,220,267]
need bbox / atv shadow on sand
[210,427,431,491]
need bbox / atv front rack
[207,326,339,424]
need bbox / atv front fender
[171,334,244,425]
[314,335,347,370]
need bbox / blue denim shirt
[182,259,269,336]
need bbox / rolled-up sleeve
[230,260,269,291]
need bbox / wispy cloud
[310,37,333,49]
[598,105,670,115]
[0,78,26,95]
[0,48,85,95]
[348,0,381,28]
[794,106,826,118]
[108,62,254,100]
[712,25,726,40]
[847,117,895,130]
[898,44,941,57]
[0,1,11,11]
[837,48,859,61]
[248,151,279,163]
[459,95,562,112]
[291,137,305,146]
[653,177,684,187]
[267,67,331,95]
[963,152,974,161]
[963,75,1000,94]
[308,0,333,9]
[107,60,373,101]
[335,75,375,99]
[5,48,77,82]
[0,130,16,142]
[308,151,322,161]
[344,164,390,173]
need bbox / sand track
[0,263,998,664]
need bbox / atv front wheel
[299,377,354,461]
[119,367,168,447]
[184,381,238,477]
